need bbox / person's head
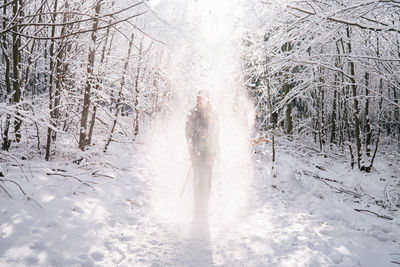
[196,90,209,108]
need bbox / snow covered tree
[244,0,400,171]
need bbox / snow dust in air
[145,0,254,231]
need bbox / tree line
[0,0,170,161]
[245,0,400,171]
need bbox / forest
[245,0,400,172]
[0,0,399,266]
[0,0,169,160]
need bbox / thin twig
[354,209,393,220]
[46,173,94,189]
[0,151,30,182]
[300,170,344,184]
[0,184,12,198]
[0,178,27,196]
[91,170,114,179]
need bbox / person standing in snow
[185,91,219,216]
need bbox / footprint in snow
[90,252,104,261]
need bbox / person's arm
[207,110,220,164]
[185,111,194,158]
[213,114,221,162]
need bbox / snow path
[1,142,399,266]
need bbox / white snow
[1,0,399,266]
[0,139,399,266]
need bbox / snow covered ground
[1,139,399,266]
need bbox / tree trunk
[316,86,323,152]
[12,0,22,143]
[45,0,59,161]
[78,0,102,151]
[283,73,293,135]
[133,64,141,137]
[1,0,11,151]
[364,72,372,157]
[394,88,400,149]
[346,27,362,170]
[336,39,344,148]
[344,100,355,169]
[319,66,326,146]
[104,33,134,152]
[282,42,293,136]
[23,40,36,98]
[330,85,337,145]
[397,39,400,149]
[312,66,323,151]
[364,78,384,172]
[266,75,276,163]
[86,19,112,146]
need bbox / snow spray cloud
[145,0,254,229]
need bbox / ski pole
[180,165,192,198]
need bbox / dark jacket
[185,104,219,162]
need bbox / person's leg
[193,160,201,215]
[199,161,207,215]
[202,163,212,214]
[197,159,213,216]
